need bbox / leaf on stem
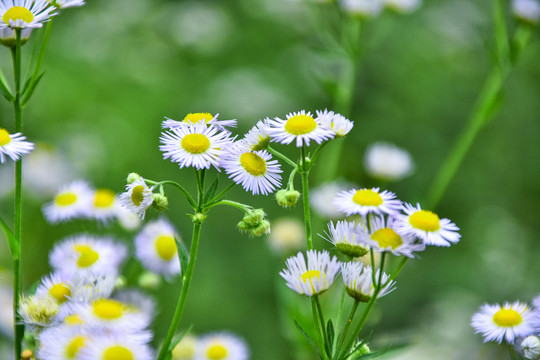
[203,176,219,204]
[175,235,189,280]
[166,324,194,358]
[0,72,14,102]
[21,72,45,107]
[0,217,19,259]
[326,319,335,356]
[294,320,324,359]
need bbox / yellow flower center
[352,189,383,206]
[74,244,100,268]
[0,128,11,146]
[55,192,77,207]
[155,235,177,261]
[240,152,267,176]
[493,308,523,327]
[131,185,145,206]
[284,114,317,135]
[92,299,125,320]
[181,133,210,154]
[301,269,323,293]
[371,228,402,249]
[207,344,228,360]
[103,346,134,360]
[2,7,34,26]
[65,336,86,359]
[409,210,441,232]
[183,112,214,124]
[94,189,115,208]
[48,283,71,304]
[64,314,84,326]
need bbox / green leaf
[0,68,14,102]
[175,235,189,279]
[168,324,194,351]
[0,216,18,259]
[21,72,45,106]
[204,176,219,203]
[326,319,335,356]
[294,320,323,359]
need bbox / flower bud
[250,220,271,237]
[152,193,168,211]
[521,336,540,360]
[276,189,300,208]
[242,209,266,226]
[127,172,141,184]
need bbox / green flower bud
[127,172,141,184]
[242,209,266,227]
[237,220,251,232]
[192,213,207,223]
[276,189,300,208]
[250,220,271,237]
[152,193,168,211]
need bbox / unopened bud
[250,220,271,237]
[521,336,540,360]
[276,189,300,208]
[237,220,250,232]
[127,172,141,184]
[192,213,207,223]
[242,209,266,226]
[152,193,168,211]
[22,350,34,360]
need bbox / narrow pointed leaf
[21,72,45,106]
[168,324,194,351]
[0,68,14,101]
[0,217,18,259]
[175,235,189,280]
[204,176,219,203]
[294,320,323,359]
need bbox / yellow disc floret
[352,189,383,206]
[2,7,34,26]
[409,210,441,232]
[284,114,317,135]
[301,270,323,293]
[493,308,523,327]
[64,314,84,326]
[92,299,125,320]
[103,346,134,360]
[240,152,267,175]
[94,189,115,208]
[181,134,210,154]
[131,185,145,206]
[183,112,214,124]
[155,235,177,261]
[74,244,100,268]
[0,128,11,146]
[55,192,77,207]
[371,228,402,249]
[207,344,228,360]
[48,283,71,304]
[65,336,86,359]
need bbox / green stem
[391,257,409,280]
[508,344,517,360]
[335,300,360,357]
[311,298,328,360]
[205,199,252,213]
[147,180,196,208]
[332,288,347,355]
[205,182,235,205]
[287,166,299,190]
[268,146,298,168]
[11,28,24,360]
[314,296,329,357]
[300,146,313,250]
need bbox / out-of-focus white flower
[521,336,540,360]
[0,282,13,337]
[172,334,197,360]
[310,181,354,220]
[268,218,305,254]
[512,0,540,24]
[364,142,414,181]
[90,188,118,223]
[384,0,421,13]
[42,180,93,223]
[195,332,249,360]
[339,0,384,17]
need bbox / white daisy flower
[119,178,154,219]
[280,250,341,297]
[49,235,127,277]
[0,0,56,30]
[162,112,237,131]
[195,332,249,360]
[221,141,282,195]
[341,262,396,302]
[42,180,93,223]
[384,0,421,13]
[172,334,197,360]
[78,333,154,360]
[68,274,117,303]
[160,122,233,170]
[395,203,461,247]
[266,110,334,147]
[310,181,354,220]
[50,0,85,9]
[512,0,540,24]
[36,272,74,305]
[76,298,150,333]
[18,294,59,330]
[316,109,354,138]
[243,118,270,151]
[38,325,88,360]
[471,301,534,344]
[323,220,370,258]
[115,205,142,231]
[367,216,425,258]
[268,217,305,254]
[0,128,33,162]
[89,188,118,222]
[112,289,156,323]
[339,0,384,17]
[364,142,414,181]
[333,187,402,217]
[135,218,181,279]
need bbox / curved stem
[205,182,235,206]
[507,344,517,360]
[300,146,313,250]
[205,199,252,213]
[147,180,196,208]
[335,300,360,357]
[268,146,298,168]
[287,166,299,190]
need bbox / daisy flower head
[323,220,370,258]
[0,0,56,30]
[471,301,534,344]
[367,215,425,258]
[49,235,127,278]
[113,289,157,323]
[280,250,341,297]
[135,218,181,279]
[339,0,384,17]
[266,110,334,147]
[50,0,85,9]
[243,118,271,151]
[195,332,249,360]
[68,274,117,303]
[38,325,88,360]
[19,294,59,330]
[310,181,354,220]
[316,109,354,138]
[77,332,154,360]
[172,334,197,360]
[42,180,93,223]
[162,112,237,131]
[0,128,33,162]
[119,178,154,219]
[89,188,118,223]
[512,0,540,24]
[160,122,233,171]
[396,203,460,247]
[364,142,414,181]
[36,272,74,305]
[341,262,396,302]
[221,141,282,195]
[268,217,305,254]
[333,187,402,217]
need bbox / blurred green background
[1,0,540,358]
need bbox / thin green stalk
[508,344,517,360]
[205,199,252,213]
[332,288,347,355]
[205,182,235,205]
[300,146,313,250]
[314,296,329,357]
[268,146,298,168]
[335,300,360,357]
[391,257,409,280]
[147,180,196,208]
[11,29,24,360]
[311,298,328,360]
